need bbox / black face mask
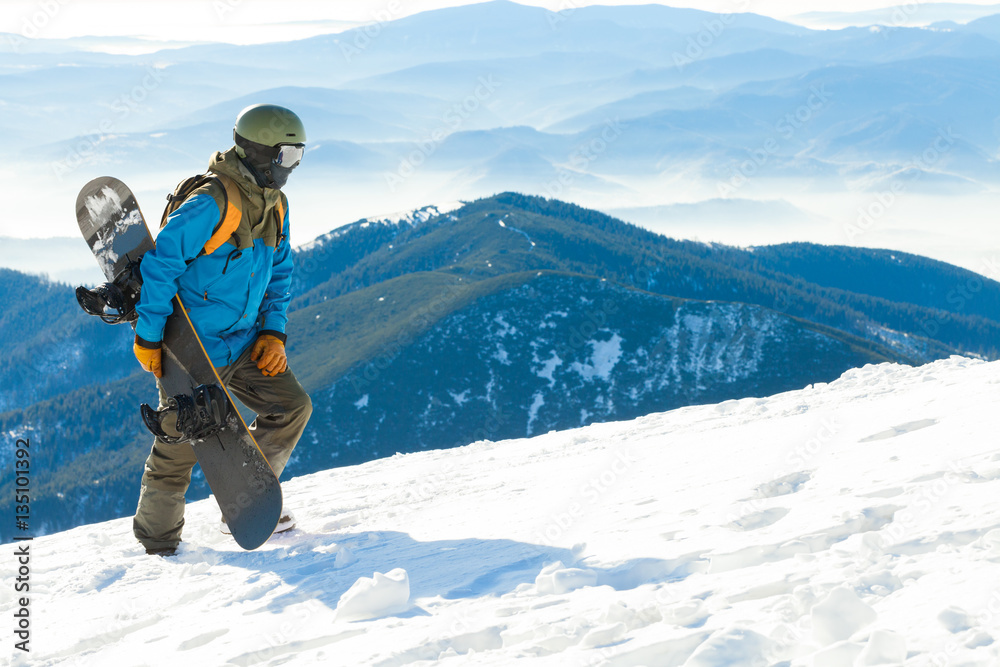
[241,157,295,190]
[235,133,303,190]
[269,164,295,189]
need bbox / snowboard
[75,176,282,550]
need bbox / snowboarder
[131,104,313,556]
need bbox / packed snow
[7,356,1000,666]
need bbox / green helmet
[234,104,306,151]
[232,104,306,189]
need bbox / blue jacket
[136,151,293,367]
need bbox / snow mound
[336,568,410,622]
[938,605,973,633]
[685,627,775,666]
[534,561,597,594]
[858,629,907,664]
[754,470,812,498]
[811,586,877,645]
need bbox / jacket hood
[208,147,263,199]
[206,146,284,234]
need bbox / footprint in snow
[84,564,128,593]
[753,471,812,499]
[178,629,229,651]
[322,513,362,531]
[728,507,790,531]
[938,606,973,633]
[938,606,996,649]
[909,468,993,484]
[858,486,905,499]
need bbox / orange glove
[134,337,162,378]
[251,335,287,377]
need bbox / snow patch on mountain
[297,201,464,251]
[310,273,899,468]
[533,349,562,386]
[570,333,624,381]
[369,201,464,227]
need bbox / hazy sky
[4,0,1000,44]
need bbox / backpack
[160,172,285,259]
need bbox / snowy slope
[296,202,464,253]
[7,357,1000,666]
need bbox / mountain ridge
[292,193,1000,358]
[3,192,998,540]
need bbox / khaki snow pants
[133,342,312,551]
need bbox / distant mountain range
[3,193,1000,542]
[8,0,1000,268]
[0,237,104,285]
[794,3,1000,29]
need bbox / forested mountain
[4,193,998,541]
[0,269,136,413]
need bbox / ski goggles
[235,131,305,169]
[273,143,305,169]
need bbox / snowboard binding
[76,256,143,325]
[141,384,231,444]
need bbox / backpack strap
[161,174,209,230]
[202,173,243,256]
[275,193,286,247]
[161,172,245,263]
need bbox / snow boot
[146,546,177,557]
